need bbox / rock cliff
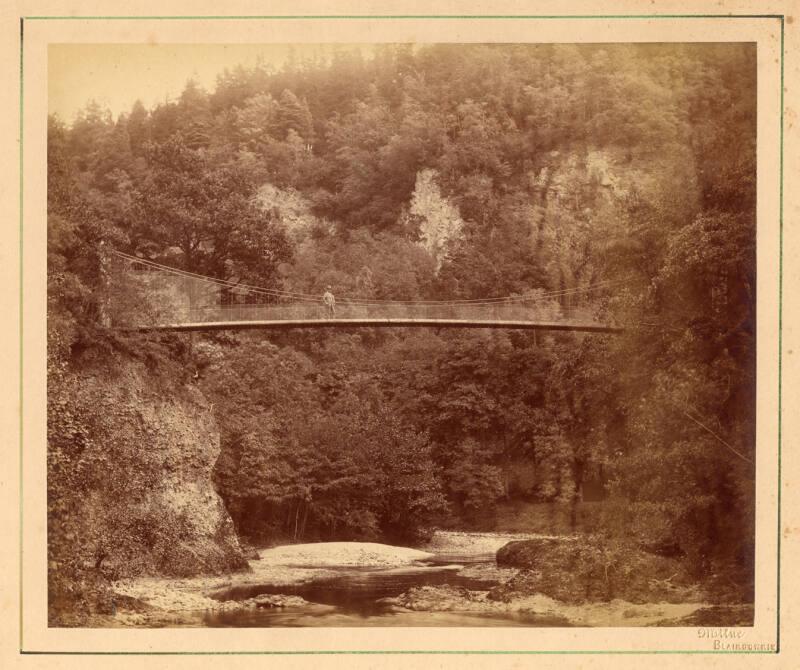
[48,354,247,581]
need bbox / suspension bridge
[106,250,623,334]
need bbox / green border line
[23,12,783,656]
[18,15,24,655]
[777,13,785,656]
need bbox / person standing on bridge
[322,285,336,318]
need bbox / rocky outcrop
[495,537,574,568]
[492,537,696,605]
[49,355,247,580]
[384,585,493,612]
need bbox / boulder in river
[384,585,492,612]
[246,594,309,609]
[496,538,573,568]
[492,536,697,605]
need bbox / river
[110,531,714,627]
[202,535,567,627]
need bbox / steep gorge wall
[48,355,247,580]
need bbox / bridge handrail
[107,249,622,332]
[110,249,624,307]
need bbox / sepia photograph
[43,39,762,632]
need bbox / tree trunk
[300,503,309,539]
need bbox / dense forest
[48,44,756,610]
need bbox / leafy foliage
[48,43,756,608]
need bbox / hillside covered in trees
[48,43,756,619]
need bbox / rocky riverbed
[111,541,433,617]
[380,585,714,627]
[102,531,752,627]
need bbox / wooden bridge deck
[130,318,624,334]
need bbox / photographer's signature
[697,628,776,652]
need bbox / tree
[178,79,214,149]
[232,93,278,150]
[133,133,291,283]
[149,100,181,145]
[127,100,151,157]
[68,100,113,172]
[273,89,314,141]
[90,115,135,193]
[48,115,73,213]
[445,438,505,519]
[204,341,446,542]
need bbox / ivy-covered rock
[48,354,247,624]
[492,537,697,605]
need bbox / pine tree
[273,89,314,141]
[127,100,150,157]
[90,116,134,192]
[178,79,214,150]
